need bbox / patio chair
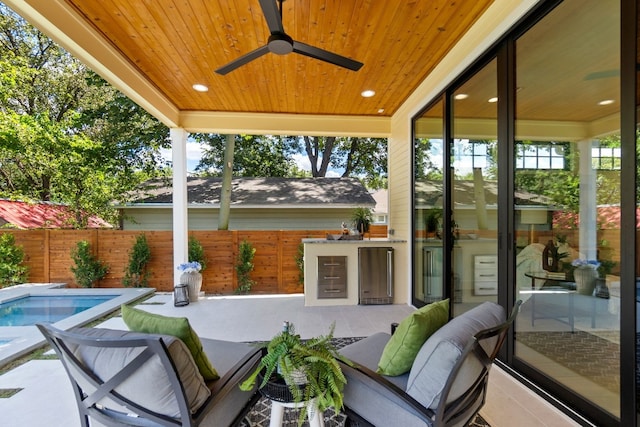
[37,323,261,427]
[338,300,521,427]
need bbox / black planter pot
[258,374,306,403]
[595,278,610,299]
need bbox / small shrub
[188,235,207,271]
[0,233,29,287]
[70,240,108,288]
[235,239,256,294]
[123,234,151,288]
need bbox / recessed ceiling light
[454,93,469,100]
[488,97,498,103]
[378,108,385,114]
[598,99,614,106]
[193,84,209,92]
[361,90,375,98]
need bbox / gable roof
[415,180,552,208]
[0,200,111,229]
[122,177,376,209]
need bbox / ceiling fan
[215,0,363,75]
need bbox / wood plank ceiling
[62,0,494,117]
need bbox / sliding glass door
[513,0,621,417]
[450,58,498,316]
[413,98,445,306]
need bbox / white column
[577,140,597,259]
[171,128,189,287]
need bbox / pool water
[0,295,117,326]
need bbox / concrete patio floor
[0,293,579,427]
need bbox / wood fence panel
[0,227,387,294]
[145,231,174,291]
[368,224,388,238]
[97,230,140,288]
[237,231,279,294]
[197,230,237,295]
[280,230,325,293]
[48,230,97,286]
[0,230,47,283]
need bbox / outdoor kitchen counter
[302,238,406,306]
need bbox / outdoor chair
[338,300,521,427]
[37,323,261,427]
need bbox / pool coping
[0,283,155,367]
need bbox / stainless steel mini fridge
[358,247,394,304]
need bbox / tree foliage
[235,239,256,294]
[194,133,388,189]
[0,5,170,226]
[193,134,299,177]
[70,240,108,288]
[123,234,151,288]
[296,136,387,188]
[0,232,28,287]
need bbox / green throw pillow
[121,305,219,381]
[377,299,449,376]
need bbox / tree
[123,234,151,288]
[0,5,170,226]
[301,136,336,177]
[0,232,28,287]
[298,136,388,188]
[195,133,388,189]
[218,134,235,230]
[193,134,297,177]
[70,240,108,288]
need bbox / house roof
[0,200,111,229]
[415,180,551,208]
[122,177,376,209]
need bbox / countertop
[302,237,406,244]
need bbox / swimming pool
[0,284,156,366]
[0,295,117,326]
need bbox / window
[592,146,621,170]
[515,142,568,170]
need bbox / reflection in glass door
[413,98,445,306]
[513,0,621,417]
[450,58,498,316]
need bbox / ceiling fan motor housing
[268,33,294,55]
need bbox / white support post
[171,128,189,287]
[578,140,597,260]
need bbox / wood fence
[1,225,388,294]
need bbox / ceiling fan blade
[293,41,363,71]
[259,0,284,33]
[584,69,620,80]
[215,45,270,75]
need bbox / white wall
[387,0,540,305]
[122,207,360,231]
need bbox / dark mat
[240,336,490,426]
[239,396,491,426]
[517,330,619,393]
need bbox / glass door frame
[410,0,638,424]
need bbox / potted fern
[240,321,352,424]
[351,206,373,236]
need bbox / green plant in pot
[123,234,151,288]
[351,207,373,236]
[424,209,442,239]
[70,240,108,288]
[240,321,352,425]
